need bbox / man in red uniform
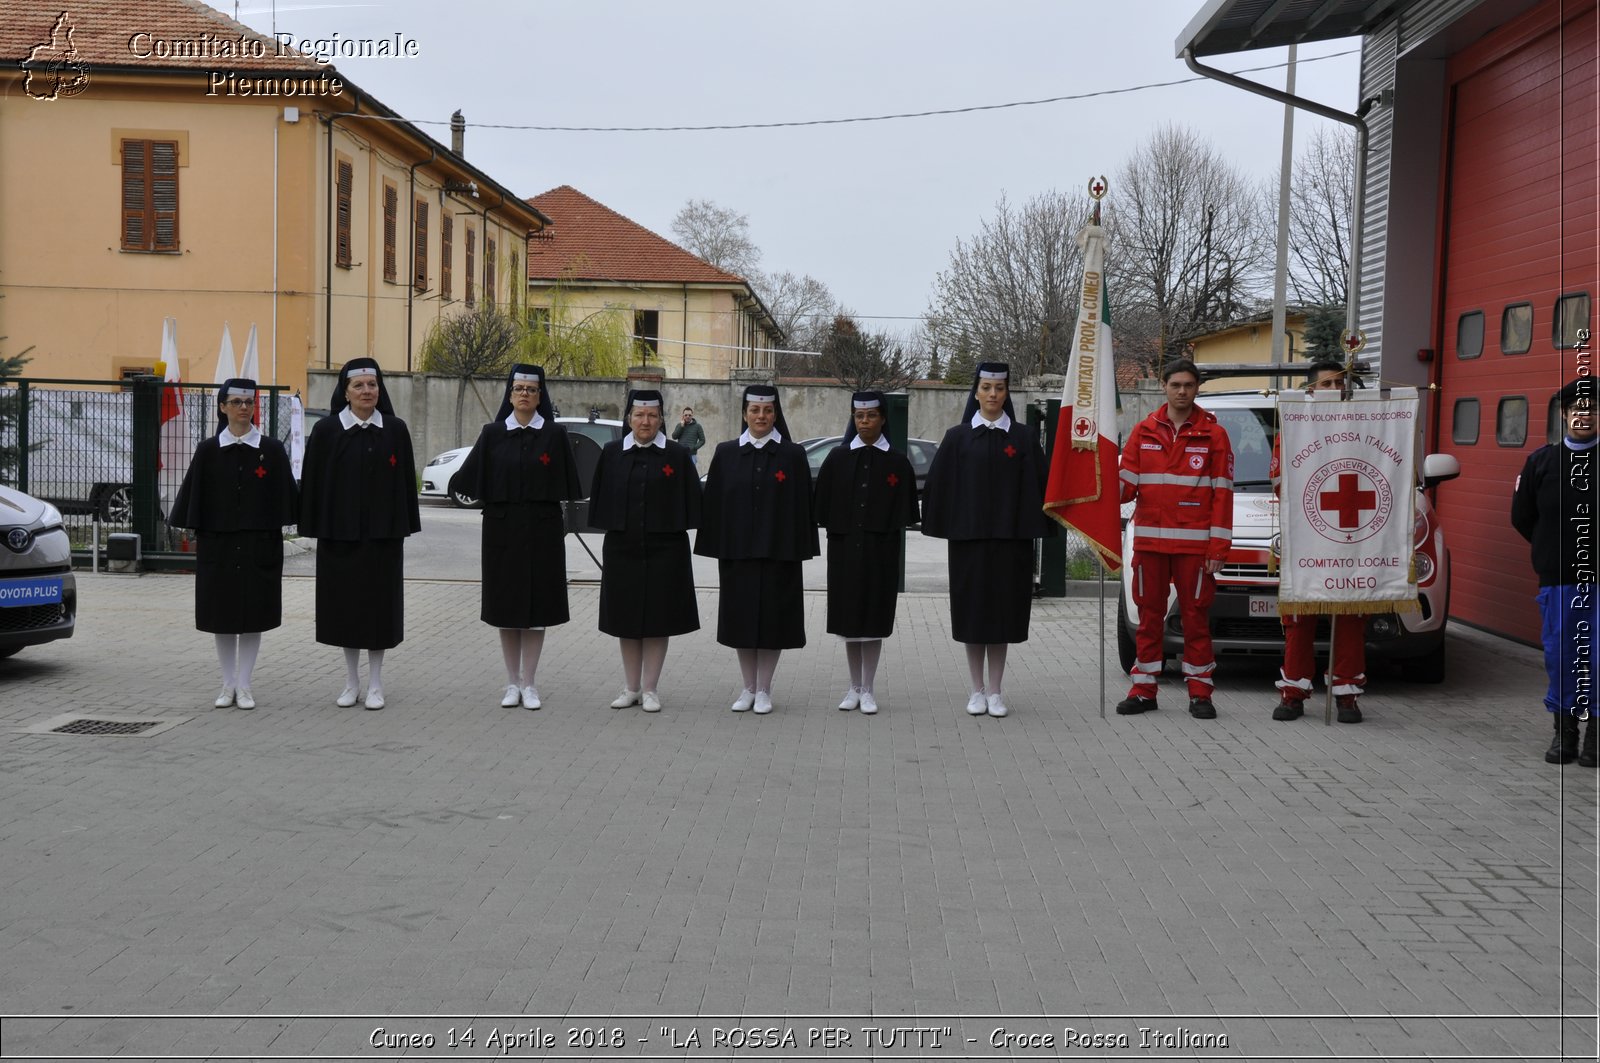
[1271,360,1368,723]
[1116,359,1234,719]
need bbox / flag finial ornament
[1088,176,1108,200]
[1340,328,1367,356]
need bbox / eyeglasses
[510,386,540,395]
[223,398,255,408]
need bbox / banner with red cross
[1276,388,1420,615]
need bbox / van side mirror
[1422,453,1461,489]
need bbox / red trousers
[1278,613,1367,700]
[1128,551,1216,699]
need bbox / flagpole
[1092,186,1106,720]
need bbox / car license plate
[0,577,64,607]
[1248,595,1277,617]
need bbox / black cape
[168,434,297,634]
[813,441,918,638]
[694,438,819,561]
[590,439,702,638]
[455,419,581,629]
[920,420,1054,541]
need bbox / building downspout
[1181,49,1383,340]
[322,100,361,370]
[405,146,437,372]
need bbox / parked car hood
[0,484,53,527]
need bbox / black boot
[1546,714,1581,764]
[1582,719,1599,768]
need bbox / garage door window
[1496,396,1528,446]
[1453,398,1480,445]
[1501,303,1532,355]
[1549,393,1564,444]
[1456,311,1484,359]
[1555,293,1591,350]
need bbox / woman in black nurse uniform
[454,364,580,711]
[168,377,297,710]
[695,384,818,715]
[588,388,701,713]
[298,358,421,711]
[812,390,917,715]
[920,362,1053,719]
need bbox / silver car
[0,484,76,658]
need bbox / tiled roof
[526,186,749,287]
[2,0,325,73]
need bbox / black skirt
[825,529,902,638]
[315,538,405,649]
[481,500,569,629]
[716,559,805,649]
[948,539,1034,644]
[599,530,699,638]
[194,529,284,634]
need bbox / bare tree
[1106,124,1271,372]
[759,270,835,351]
[926,191,1085,376]
[818,314,925,392]
[1278,125,1355,307]
[670,198,762,279]
[420,306,521,443]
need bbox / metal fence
[0,378,291,553]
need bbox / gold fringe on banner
[1278,598,1421,617]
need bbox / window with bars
[383,182,398,283]
[335,158,353,268]
[441,214,453,301]
[413,199,428,291]
[465,228,476,307]
[486,236,497,307]
[121,139,179,252]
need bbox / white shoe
[859,691,878,715]
[521,686,541,710]
[731,688,755,712]
[611,688,641,709]
[753,691,773,715]
[364,688,385,711]
[214,686,235,708]
[336,686,359,708]
[838,687,861,711]
[500,684,521,707]
[234,688,255,710]
[641,691,661,713]
[966,691,988,716]
[986,692,1009,718]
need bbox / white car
[0,484,76,658]
[421,417,625,507]
[1116,390,1461,683]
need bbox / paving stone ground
[1,563,1597,1061]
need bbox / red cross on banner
[1319,473,1377,529]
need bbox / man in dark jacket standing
[1513,377,1600,766]
[671,406,706,466]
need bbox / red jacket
[1119,403,1234,559]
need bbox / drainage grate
[50,718,162,736]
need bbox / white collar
[740,427,783,448]
[623,431,667,450]
[850,435,891,451]
[218,426,262,448]
[971,410,1012,431]
[340,407,384,430]
[505,411,545,431]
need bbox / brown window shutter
[465,228,476,307]
[150,141,179,251]
[486,236,496,308]
[413,199,428,291]
[121,139,147,250]
[383,184,397,282]
[335,160,353,268]
[121,139,179,252]
[441,214,453,300]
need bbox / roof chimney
[450,110,465,156]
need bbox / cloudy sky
[236,0,1362,331]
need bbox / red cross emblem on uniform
[663,464,675,477]
[774,470,787,483]
[1004,445,1017,458]
[254,464,267,479]
[886,473,899,487]
[388,454,397,467]
[539,453,551,465]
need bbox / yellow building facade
[1187,312,1310,393]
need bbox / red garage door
[1435,0,1598,642]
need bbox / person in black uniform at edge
[695,383,819,715]
[168,378,297,711]
[298,358,421,711]
[589,389,702,713]
[455,364,581,711]
[812,390,918,715]
[921,362,1054,718]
